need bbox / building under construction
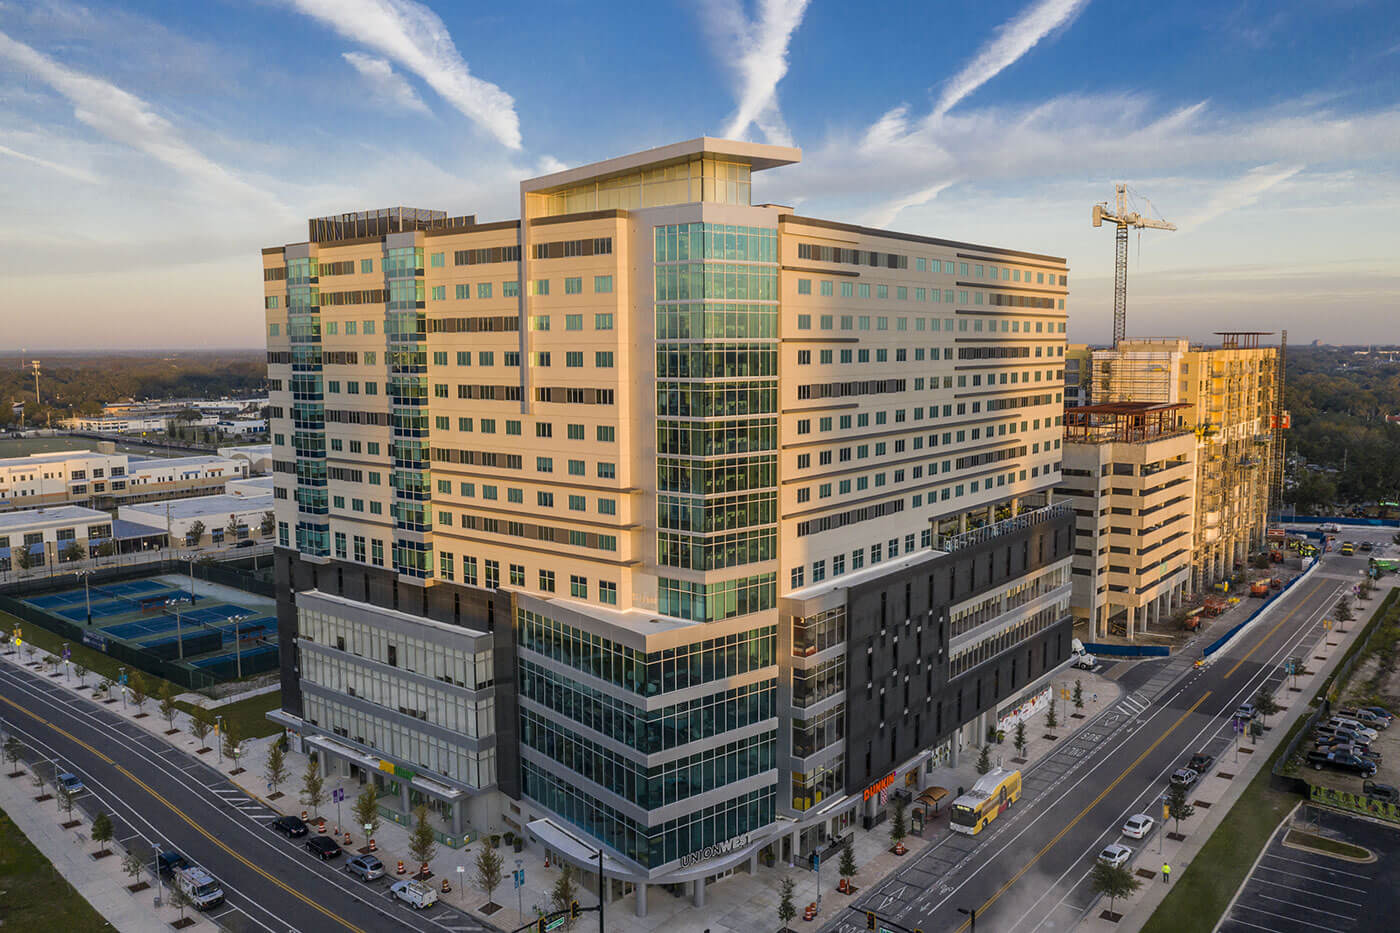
[1070,334,1281,594]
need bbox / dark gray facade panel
[842,513,1074,794]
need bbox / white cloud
[341,51,430,114]
[933,0,1090,118]
[0,142,99,183]
[0,30,287,214]
[1180,162,1305,229]
[700,0,811,145]
[286,0,522,149]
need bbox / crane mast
[1092,183,1176,346]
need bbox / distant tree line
[1284,347,1400,511]
[1,352,266,428]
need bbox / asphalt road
[0,659,495,933]
[827,542,1380,933]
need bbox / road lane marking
[954,691,1212,932]
[0,688,367,933]
[1224,581,1326,679]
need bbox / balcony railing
[935,501,1073,553]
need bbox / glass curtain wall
[655,223,779,612]
[288,256,329,556]
[385,245,432,578]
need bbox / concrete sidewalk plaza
[1,635,1128,933]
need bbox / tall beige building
[1059,402,1195,638]
[264,138,1079,914]
[1077,334,1279,593]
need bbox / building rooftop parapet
[935,501,1073,553]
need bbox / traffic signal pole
[854,905,925,933]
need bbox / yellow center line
[0,690,368,933]
[954,691,1213,932]
[1224,580,1325,679]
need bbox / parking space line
[1234,903,1352,932]
[1249,878,1364,908]
[1253,865,1366,892]
[1256,892,1358,918]
[1260,851,1372,878]
[1222,919,1292,933]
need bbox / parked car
[390,879,439,909]
[1170,768,1200,787]
[1098,843,1133,868]
[1306,750,1378,776]
[1315,724,1370,745]
[1363,781,1399,803]
[1314,735,1371,754]
[1187,752,1215,773]
[346,854,385,881]
[1121,814,1156,839]
[56,772,84,794]
[1339,708,1391,729]
[173,865,225,910]
[1234,703,1256,722]
[157,850,190,879]
[305,836,342,860]
[272,815,308,838]
[1360,705,1395,725]
[1326,718,1378,742]
[1330,744,1382,763]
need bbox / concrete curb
[1103,577,1369,933]
[1209,802,1297,933]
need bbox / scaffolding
[1063,402,1190,444]
[1090,349,1176,403]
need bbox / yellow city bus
[949,767,1022,835]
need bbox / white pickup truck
[1070,638,1097,670]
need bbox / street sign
[812,853,820,871]
[514,869,525,889]
[332,788,345,803]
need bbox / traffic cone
[343,832,351,846]
[397,860,406,875]
[368,838,377,852]
[301,810,308,820]
[441,878,451,894]
[317,819,327,834]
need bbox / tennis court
[19,574,278,684]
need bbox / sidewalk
[1076,570,1362,933]
[2,642,1125,933]
[0,704,190,932]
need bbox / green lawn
[1284,829,1370,860]
[2,609,282,738]
[0,807,114,931]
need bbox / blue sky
[2,0,1398,349]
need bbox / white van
[390,879,438,909]
[174,865,225,910]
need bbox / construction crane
[1092,184,1176,346]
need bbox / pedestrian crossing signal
[867,910,877,930]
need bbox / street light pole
[230,614,249,679]
[216,715,224,763]
[516,857,524,920]
[596,847,605,933]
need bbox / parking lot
[1219,808,1400,933]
